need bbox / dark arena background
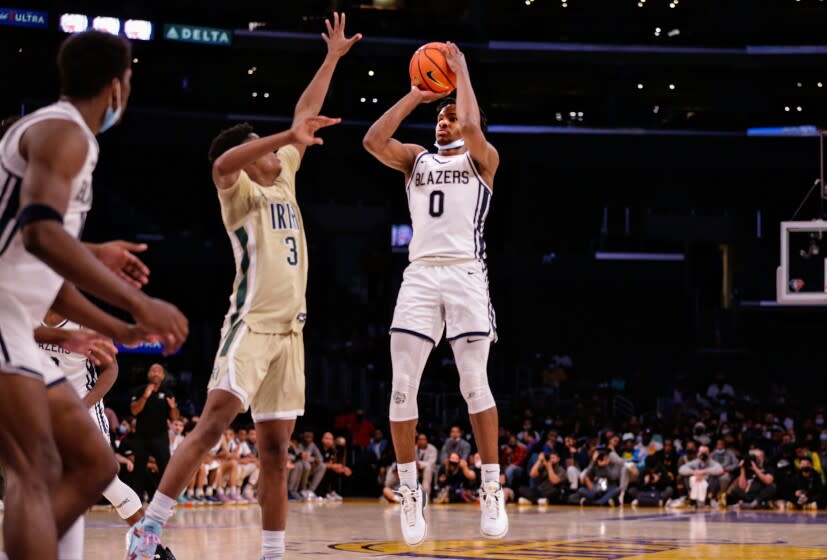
[2,1,827,559]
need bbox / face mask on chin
[99,81,122,134]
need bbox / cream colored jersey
[216,144,307,335]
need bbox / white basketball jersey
[0,101,98,324]
[37,319,98,397]
[406,151,491,262]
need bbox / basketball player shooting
[0,31,188,560]
[125,13,360,560]
[363,41,507,545]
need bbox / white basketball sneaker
[479,481,509,539]
[397,483,427,546]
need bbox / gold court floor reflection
[6,500,827,559]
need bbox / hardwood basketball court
[6,500,824,559]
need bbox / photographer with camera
[728,448,776,509]
[434,452,478,504]
[518,450,566,505]
[568,449,623,506]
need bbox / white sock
[57,516,84,560]
[482,464,500,485]
[102,476,143,519]
[145,491,177,525]
[262,530,285,559]
[397,461,418,489]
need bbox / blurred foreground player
[0,31,188,560]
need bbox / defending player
[126,13,360,560]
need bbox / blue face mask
[99,83,122,134]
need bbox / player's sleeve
[216,169,257,227]
[278,145,301,196]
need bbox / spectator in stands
[439,425,471,466]
[236,427,260,501]
[784,456,822,510]
[297,431,326,500]
[318,431,351,500]
[677,445,723,508]
[168,418,185,456]
[415,433,438,498]
[287,434,306,501]
[517,419,540,445]
[711,437,739,493]
[500,434,528,488]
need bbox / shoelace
[396,487,419,527]
[481,486,500,519]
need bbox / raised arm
[19,121,188,352]
[363,88,443,176]
[292,11,361,159]
[212,117,341,189]
[444,42,499,184]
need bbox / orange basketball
[409,42,456,94]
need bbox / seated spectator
[382,463,401,503]
[711,437,739,493]
[236,427,260,502]
[727,448,776,509]
[318,431,352,500]
[500,435,528,488]
[784,456,822,510]
[518,450,566,505]
[415,433,438,498]
[677,445,723,507]
[287,434,307,501]
[297,431,326,500]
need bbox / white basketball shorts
[390,260,497,345]
[0,291,65,386]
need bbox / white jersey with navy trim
[38,319,98,398]
[0,101,98,324]
[406,151,491,262]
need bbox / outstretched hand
[323,12,362,59]
[92,240,150,289]
[291,115,342,146]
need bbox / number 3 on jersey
[285,236,298,265]
[429,190,444,217]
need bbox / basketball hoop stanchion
[776,128,827,305]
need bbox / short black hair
[208,122,254,164]
[437,97,488,134]
[57,31,131,99]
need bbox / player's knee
[459,374,495,414]
[389,373,419,422]
[259,440,289,470]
